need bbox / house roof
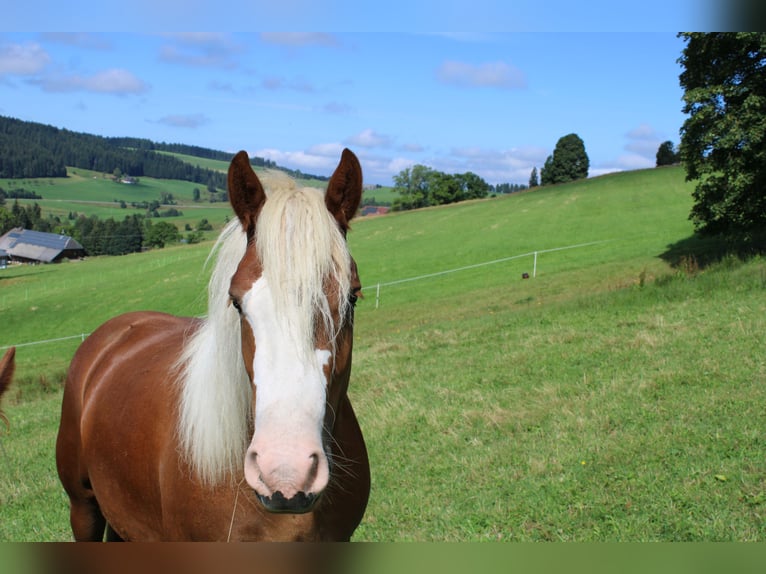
[0,228,84,263]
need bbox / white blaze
[241,276,331,498]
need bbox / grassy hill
[2,166,765,541]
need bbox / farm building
[360,206,390,217]
[0,228,85,263]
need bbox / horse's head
[227,150,362,513]
[0,347,16,426]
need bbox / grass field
[1,166,765,541]
[2,157,374,235]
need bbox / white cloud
[31,68,149,95]
[345,128,392,148]
[253,148,340,172]
[387,156,417,174]
[436,60,526,89]
[624,122,666,160]
[435,145,549,184]
[250,143,549,186]
[86,69,149,94]
[159,33,243,68]
[307,142,346,157]
[626,123,662,140]
[322,101,353,114]
[0,42,50,75]
[588,122,670,176]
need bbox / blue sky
[0,3,719,185]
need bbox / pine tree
[529,167,539,188]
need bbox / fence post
[533,251,538,278]
[375,283,381,310]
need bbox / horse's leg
[105,523,124,542]
[57,388,107,542]
[68,495,107,541]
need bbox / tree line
[0,115,327,185]
[0,115,226,187]
[392,166,495,210]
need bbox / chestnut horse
[0,347,15,427]
[56,149,370,541]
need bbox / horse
[0,347,16,427]
[56,149,370,541]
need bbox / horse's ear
[228,151,266,236]
[325,148,363,233]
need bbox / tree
[392,165,490,210]
[392,164,434,210]
[458,172,491,200]
[144,221,180,248]
[540,133,589,185]
[656,141,679,166]
[678,32,766,241]
[429,172,463,204]
[529,167,539,188]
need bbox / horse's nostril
[257,490,318,514]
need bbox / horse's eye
[230,296,243,314]
[349,289,360,307]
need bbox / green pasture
[1,166,765,541]
[2,167,198,203]
[157,151,231,173]
[3,167,235,233]
[362,186,398,205]
[2,159,341,234]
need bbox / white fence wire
[1,239,611,349]
[372,239,610,308]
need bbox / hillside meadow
[1,166,765,541]
[1,156,331,236]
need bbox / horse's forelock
[254,183,352,358]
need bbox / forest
[0,115,285,187]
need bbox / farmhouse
[0,228,85,264]
[360,206,390,217]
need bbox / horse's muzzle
[257,490,318,514]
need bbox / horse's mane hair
[176,174,352,485]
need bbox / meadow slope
[1,166,765,541]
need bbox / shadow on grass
[661,232,766,271]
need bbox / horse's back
[60,310,194,427]
[56,311,197,540]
